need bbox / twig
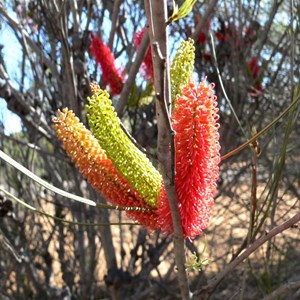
[0,133,66,161]
[210,31,248,139]
[221,92,300,161]
[108,0,123,50]
[58,18,79,115]
[70,0,80,32]
[0,6,60,80]
[0,65,53,141]
[192,213,300,299]
[116,30,150,116]
[257,0,284,55]
[263,278,300,300]
[191,0,218,41]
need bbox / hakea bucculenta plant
[89,33,124,95]
[87,83,162,208]
[158,80,220,239]
[52,108,159,230]
[53,39,220,240]
[170,38,195,104]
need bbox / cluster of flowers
[55,38,220,239]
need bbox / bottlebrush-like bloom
[170,38,195,104]
[158,80,221,239]
[52,108,158,230]
[133,28,154,81]
[87,83,162,208]
[89,33,124,95]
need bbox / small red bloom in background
[196,18,211,46]
[248,57,260,79]
[89,33,124,95]
[134,28,154,81]
[215,20,240,49]
[158,80,221,239]
[248,56,263,98]
[203,52,211,63]
[198,31,207,45]
[215,18,230,42]
[215,30,230,42]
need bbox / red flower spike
[158,80,221,239]
[53,109,158,230]
[89,34,124,95]
[134,28,154,81]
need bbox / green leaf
[0,150,96,206]
[0,187,36,211]
[0,187,138,227]
[168,0,197,24]
[0,149,151,212]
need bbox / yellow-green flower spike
[86,83,162,208]
[170,38,195,105]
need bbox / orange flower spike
[53,109,158,230]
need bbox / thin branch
[108,0,123,50]
[58,10,79,115]
[0,66,53,141]
[0,5,60,80]
[116,31,150,116]
[193,213,300,299]
[210,32,248,139]
[221,91,300,161]
[263,278,300,300]
[70,0,80,32]
[191,0,218,41]
[0,133,66,161]
[257,0,284,54]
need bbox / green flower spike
[170,38,195,105]
[87,83,162,208]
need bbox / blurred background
[0,0,299,299]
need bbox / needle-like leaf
[0,150,96,206]
[0,187,138,227]
[167,0,197,24]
